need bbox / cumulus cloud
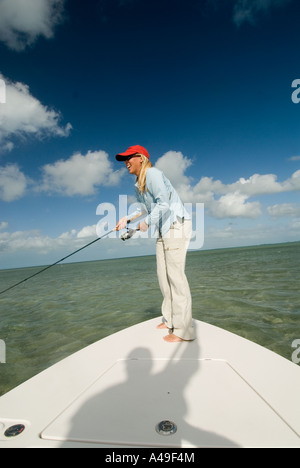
[40,150,125,196]
[0,149,124,202]
[283,169,300,191]
[1,147,299,228]
[0,228,65,255]
[154,151,193,189]
[0,73,71,150]
[0,0,65,51]
[227,173,284,196]
[156,151,300,220]
[267,203,300,218]
[76,224,97,239]
[0,164,28,201]
[0,222,99,256]
[208,192,262,219]
[0,229,56,254]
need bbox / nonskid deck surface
[0,318,299,448]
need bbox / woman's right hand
[116,216,128,231]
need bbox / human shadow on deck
[58,322,240,448]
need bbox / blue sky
[0,0,300,268]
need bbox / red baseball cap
[115,145,150,161]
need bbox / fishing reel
[121,228,139,241]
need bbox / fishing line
[0,211,146,296]
[0,228,116,296]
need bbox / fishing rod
[0,212,145,296]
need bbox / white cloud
[2,142,14,152]
[0,222,105,258]
[227,173,284,196]
[0,164,28,201]
[0,222,156,268]
[232,0,292,26]
[283,169,300,191]
[40,150,125,196]
[0,73,72,149]
[0,228,50,254]
[206,220,298,249]
[0,0,65,51]
[0,149,124,202]
[0,221,8,230]
[77,224,97,239]
[288,156,300,162]
[208,192,262,219]
[0,226,81,255]
[156,151,300,220]
[155,151,193,189]
[267,203,300,218]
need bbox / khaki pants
[156,219,195,341]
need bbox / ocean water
[0,242,299,396]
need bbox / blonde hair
[136,154,153,193]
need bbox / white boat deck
[0,318,299,448]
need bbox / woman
[116,145,195,343]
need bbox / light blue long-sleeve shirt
[130,167,190,237]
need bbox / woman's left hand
[138,221,149,232]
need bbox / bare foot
[156,322,168,330]
[163,334,185,343]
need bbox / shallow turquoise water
[0,242,299,396]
